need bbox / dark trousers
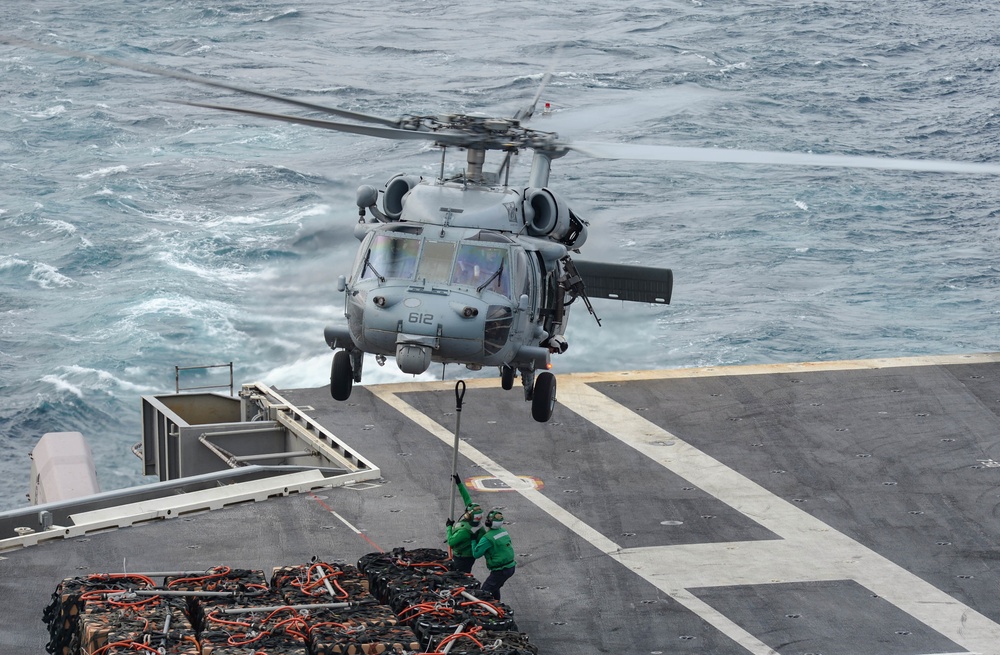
[481,565,515,601]
[451,555,475,573]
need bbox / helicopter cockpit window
[452,244,510,297]
[416,239,457,283]
[514,248,531,298]
[361,234,420,280]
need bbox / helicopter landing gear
[531,371,557,423]
[330,350,353,400]
[500,364,515,391]
[521,369,556,422]
[331,349,363,401]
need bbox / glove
[446,518,455,527]
[452,473,462,486]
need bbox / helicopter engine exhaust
[383,174,422,220]
[524,188,587,249]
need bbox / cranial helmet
[485,509,504,529]
[465,503,483,525]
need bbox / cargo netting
[42,547,538,655]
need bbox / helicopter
[321,120,675,423]
[7,37,1000,422]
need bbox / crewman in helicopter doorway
[472,509,516,601]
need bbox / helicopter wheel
[500,364,515,391]
[531,372,556,423]
[330,350,354,401]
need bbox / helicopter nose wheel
[330,350,354,401]
[531,371,556,423]
[500,364,515,391]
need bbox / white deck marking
[369,356,1000,654]
[558,377,996,655]
[330,510,363,535]
[372,387,779,655]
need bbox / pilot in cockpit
[453,244,508,295]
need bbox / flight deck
[3,354,1000,654]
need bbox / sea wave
[77,165,129,180]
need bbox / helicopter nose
[396,343,432,374]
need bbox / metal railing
[175,362,234,395]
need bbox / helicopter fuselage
[324,175,580,383]
[342,222,551,374]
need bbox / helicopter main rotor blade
[570,141,1000,175]
[513,43,564,122]
[513,70,552,122]
[0,35,401,128]
[172,100,473,146]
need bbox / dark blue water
[2,0,999,510]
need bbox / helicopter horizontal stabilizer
[573,261,673,305]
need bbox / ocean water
[1,0,998,511]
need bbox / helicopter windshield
[452,244,510,296]
[361,234,420,280]
[415,239,457,283]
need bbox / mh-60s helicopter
[9,37,1000,422]
[324,114,675,422]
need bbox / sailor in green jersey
[445,474,483,573]
[472,509,516,601]
[453,473,473,509]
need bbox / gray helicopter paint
[339,224,537,372]
[399,184,525,231]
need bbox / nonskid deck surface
[4,354,1000,654]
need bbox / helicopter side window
[514,249,530,299]
[416,239,457,283]
[361,234,420,280]
[452,244,510,296]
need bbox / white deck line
[369,355,1000,655]
[370,387,781,655]
[368,352,1000,396]
[558,378,995,654]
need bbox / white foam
[288,204,332,221]
[1,257,75,289]
[260,354,332,389]
[124,294,229,320]
[0,255,28,270]
[260,352,440,390]
[59,365,161,394]
[262,8,299,22]
[719,61,747,73]
[39,374,84,398]
[40,218,77,235]
[154,251,259,285]
[30,105,66,119]
[28,262,74,289]
[77,165,128,180]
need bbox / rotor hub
[396,114,564,153]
